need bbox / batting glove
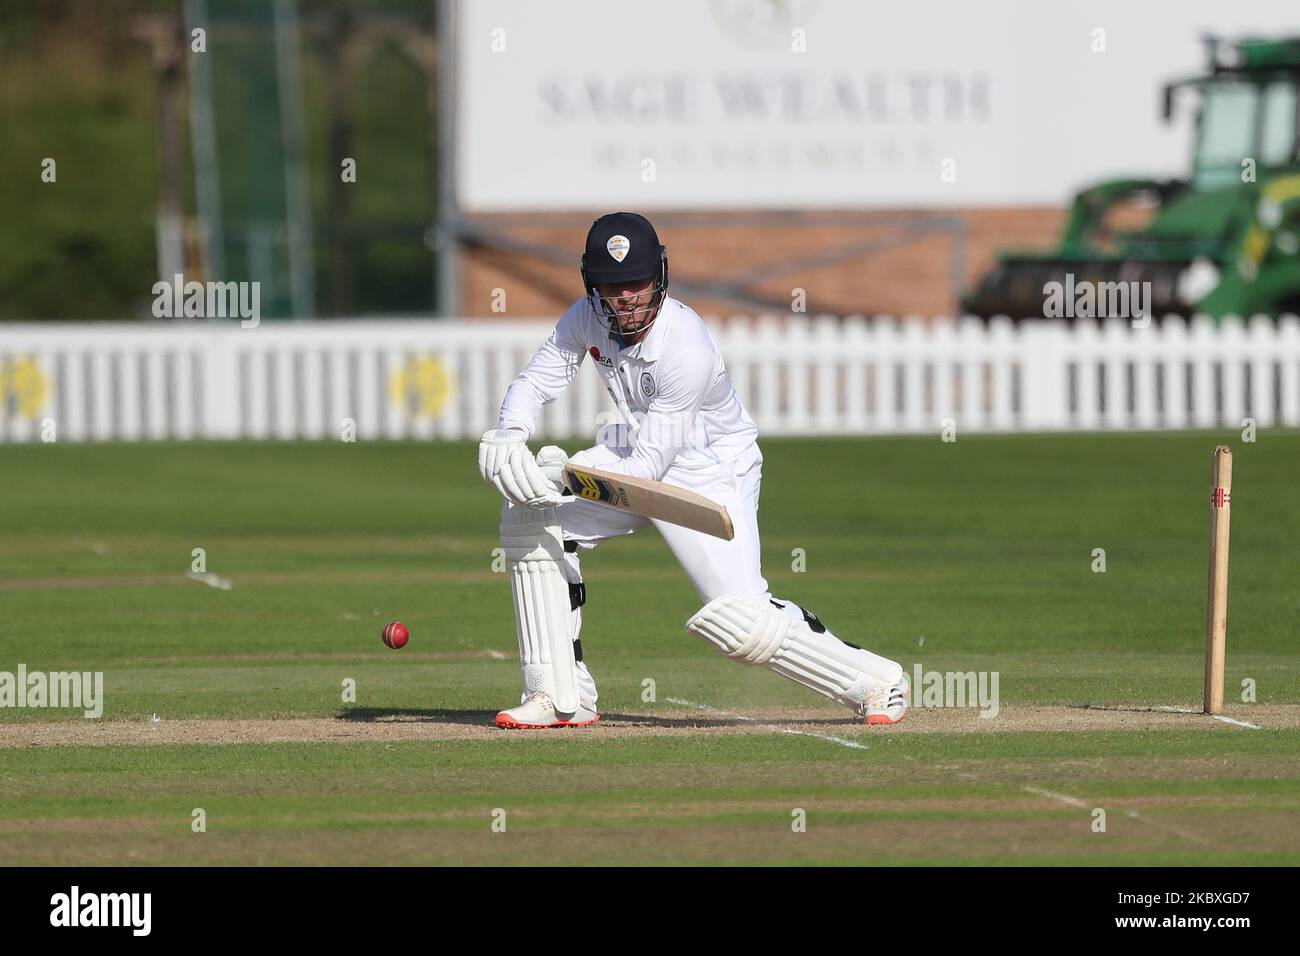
[536,445,570,493]
[478,428,564,509]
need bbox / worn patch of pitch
[0,704,1295,748]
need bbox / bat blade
[562,464,734,540]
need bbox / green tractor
[962,36,1300,321]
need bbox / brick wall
[459,208,1067,320]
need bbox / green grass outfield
[1,432,1298,865]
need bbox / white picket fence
[1,316,1298,442]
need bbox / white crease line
[1023,786,1091,809]
[185,571,233,591]
[73,538,111,557]
[781,728,871,750]
[1024,787,1214,846]
[1208,715,1261,729]
[1156,706,1261,729]
[666,696,869,751]
[1086,704,1262,730]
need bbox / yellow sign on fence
[388,356,453,420]
[0,357,49,421]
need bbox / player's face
[595,276,658,335]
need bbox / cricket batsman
[478,212,909,729]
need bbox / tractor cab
[1173,38,1299,190]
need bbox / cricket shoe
[859,673,910,725]
[495,691,601,730]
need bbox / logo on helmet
[606,235,630,262]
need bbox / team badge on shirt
[640,371,656,397]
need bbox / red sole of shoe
[864,707,908,725]
[495,713,602,730]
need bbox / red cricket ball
[382,621,409,650]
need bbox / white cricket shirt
[498,295,760,482]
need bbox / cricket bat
[561,463,735,540]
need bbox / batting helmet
[580,212,669,336]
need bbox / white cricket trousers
[551,443,771,604]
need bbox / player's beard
[599,291,663,338]
[615,309,651,335]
